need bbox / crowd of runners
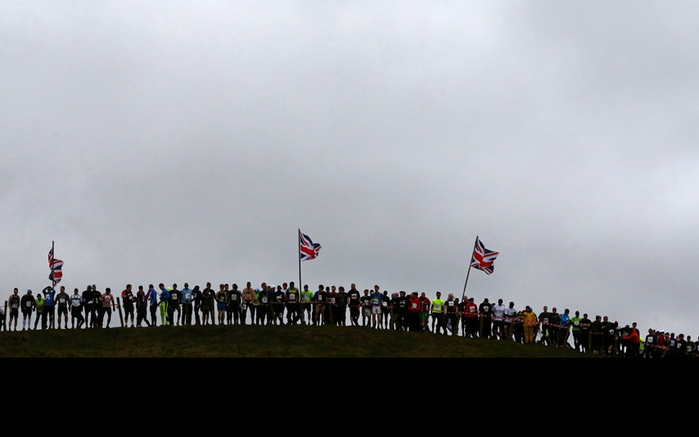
[1,281,695,358]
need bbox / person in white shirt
[492,298,507,340]
[503,301,517,341]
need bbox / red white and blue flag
[299,230,321,262]
[471,237,498,275]
[48,247,63,284]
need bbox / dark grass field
[0,323,594,358]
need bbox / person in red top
[621,324,641,358]
[407,292,422,332]
[419,292,430,332]
[462,296,479,338]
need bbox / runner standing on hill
[285,282,301,325]
[347,283,361,327]
[430,291,445,334]
[121,284,135,328]
[99,288,116,328]
[21,289,35,331]
[55,286,70,329]
[34,293,45,330]
[241,282,254,325]
[180,283,193,326]
[158,283,170,326]
[82,285,94,329]
[147,284,159,326]
[8,288,20,331]
[42,285,56,329]
[227,283,241,325]
[136,285,150,327]
[70,288,84,329]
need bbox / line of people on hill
[2,282,695,358]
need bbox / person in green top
[300,284,314,325]
[430,291,445,334]
[570,310,583,352]
[34,294,46,330]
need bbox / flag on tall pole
[298,229,321,291]
[470,237,499,275]
[48,241,63,286]
[299,231,321,262]
[461,236,498,301]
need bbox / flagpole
[297,229,302,292]
[51,240,56,288]
[461,236,479,302]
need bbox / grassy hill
[0,324,595,358]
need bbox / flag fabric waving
[470,237,498,275]
[299,230,321,262]
[48,247,63,284]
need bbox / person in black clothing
[601,316,617,356]
[394,291,409,331]
[479,298,493,339]
[121,284,136,328]
[0,301,5,331]
[335,286,348,326]
[347,283,361,327]
[579,313,591,353]
[20,289,35,331]
[169,284,181,326]
[55,285,71,329]
[271,285,285,325]
[192,285,202,325]
[673,333,688,358]
[537,305,551,345]
[590,315,604,354]
[227,283,241,325]
[8,288,20,331]
[201,284,215,325]
[92,286,102,328]
[257,286,270,325]
[547,307,561,347]
[136,285,150,327]
[380,291,391,329]
[444,293,459,336]
[312,284,327,326]
[82,285,94,329]
[360,289,372,327]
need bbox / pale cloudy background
[2,1,699,336]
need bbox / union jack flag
[299,230,321,262]
[471,237,498,275]
[48,247,63,284]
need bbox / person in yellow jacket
[34,293,46,330]
[430,292,445,334]
[522,305,538,345]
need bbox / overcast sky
[3,1,699,337]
